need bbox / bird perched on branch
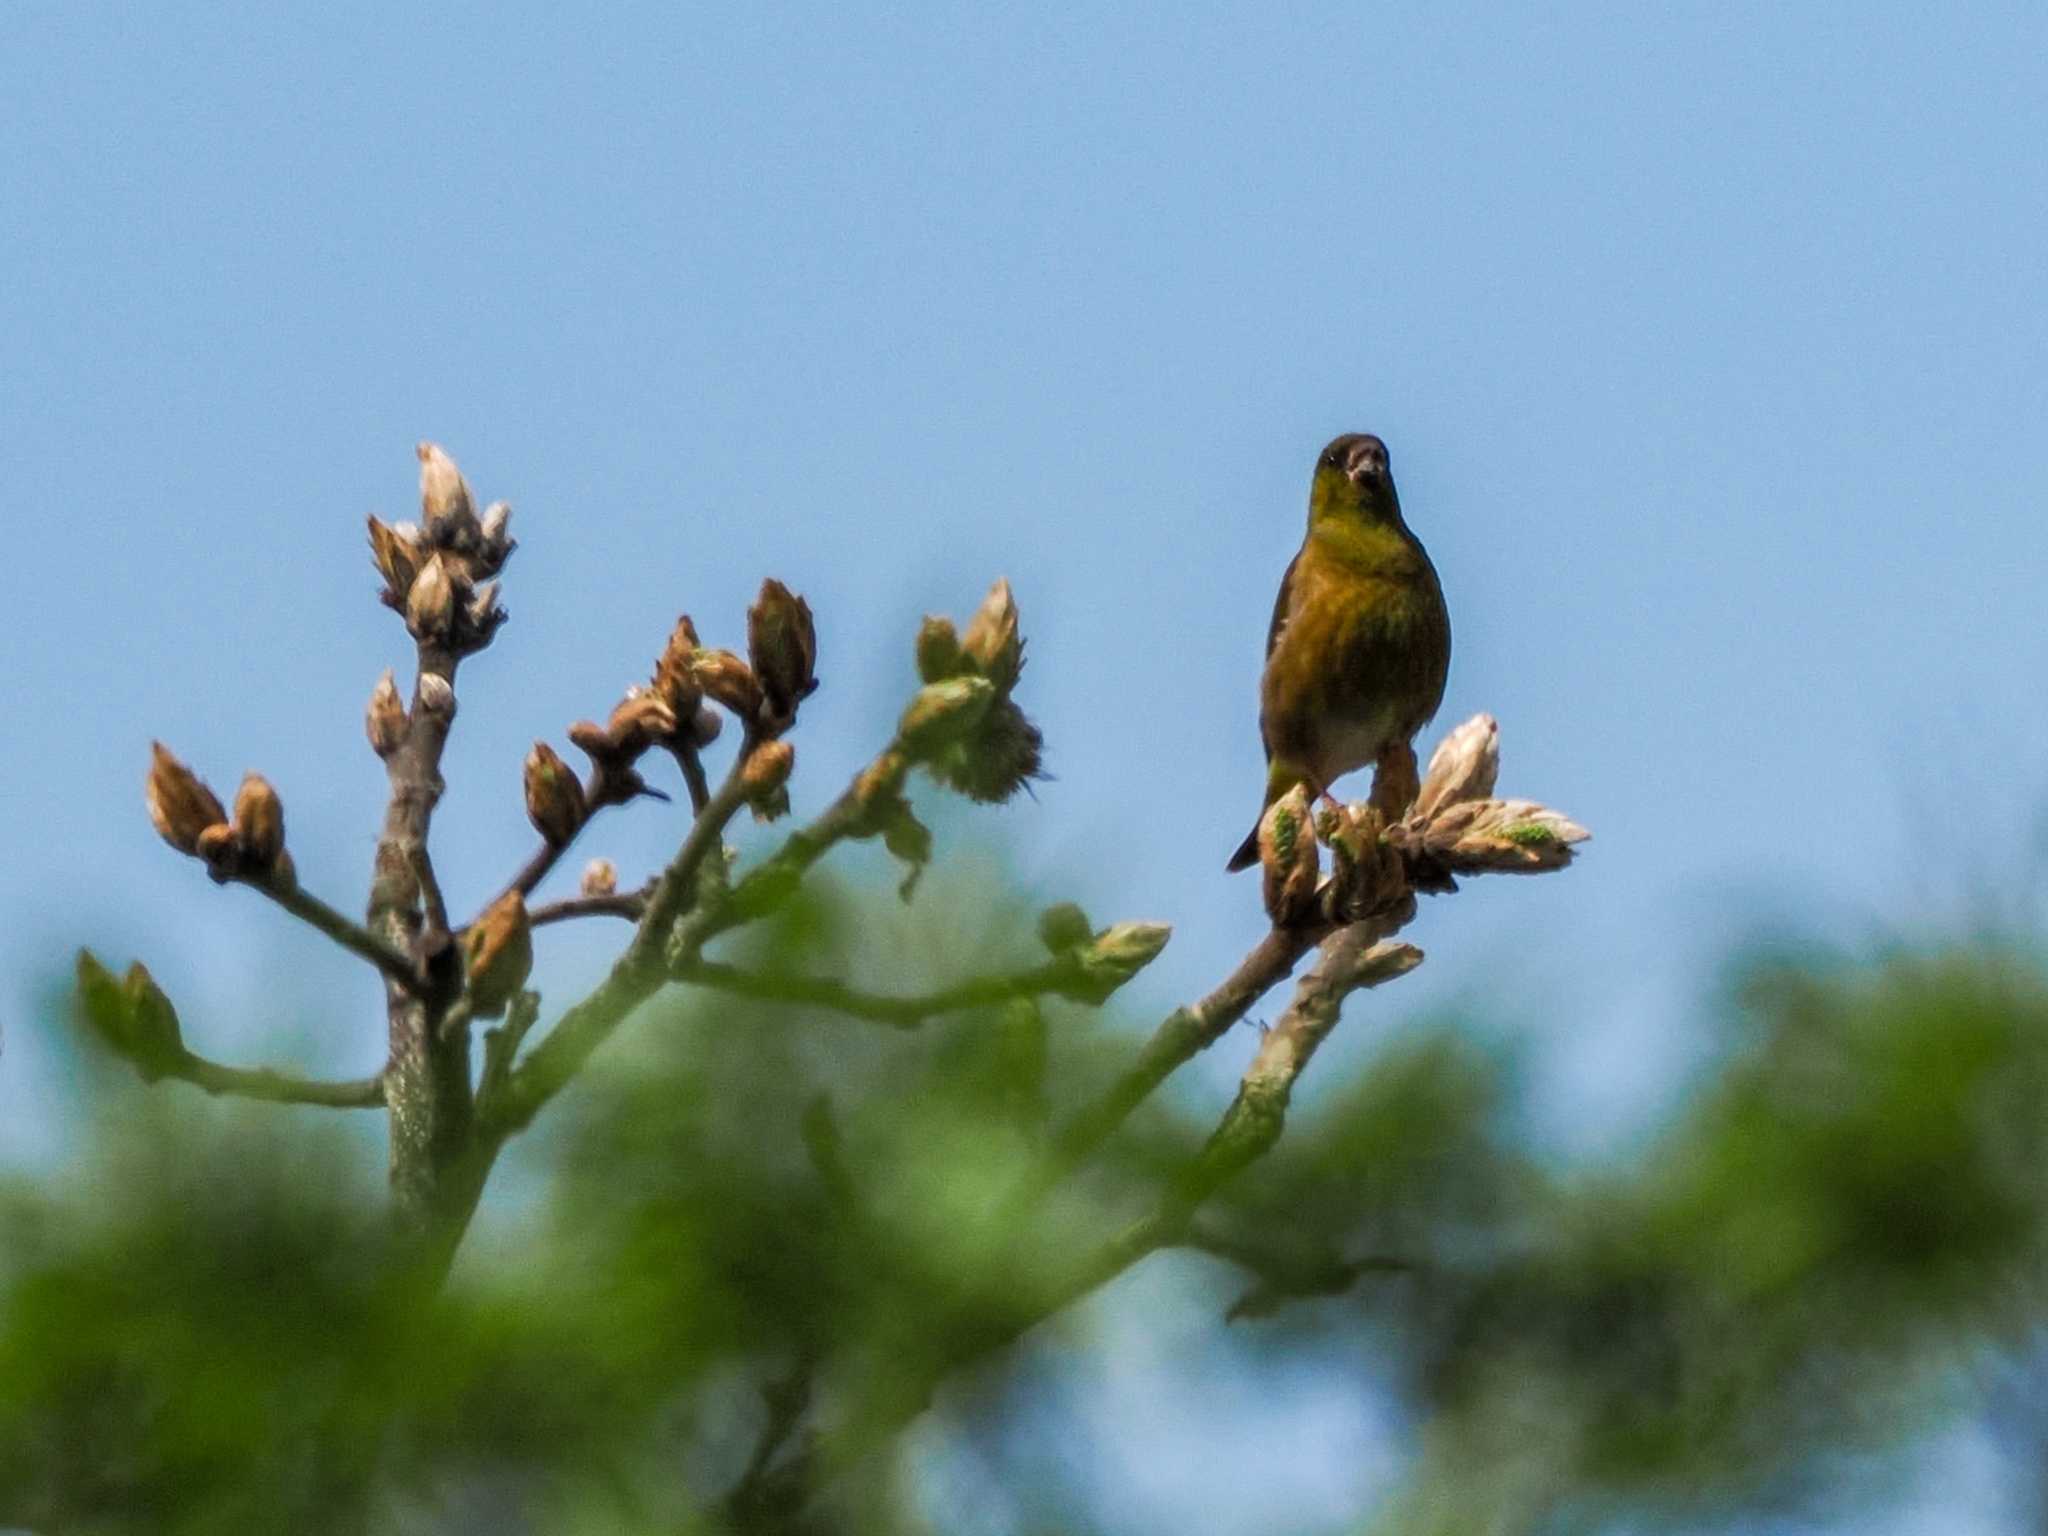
[1227,433,1451,872]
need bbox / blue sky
[3,3,2046,1529]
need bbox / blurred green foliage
[9,863,2048,1534]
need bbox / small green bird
[1227,433,1451,872]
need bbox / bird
[1226,433,1451,872]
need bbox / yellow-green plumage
[1227,434,1450,872]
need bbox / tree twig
[528,889,649,928]
[168,1051,387,1109]
[676,956,1075,1030]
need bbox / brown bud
[366,516,423,600]
[365,669,407,758]
[1258,785,1320,925]
[606,689,679,756]
[146,742,228,856]
[652,614,703,715]
[463,891,533,1019]
[524,742,585,847]
[742,739,795,821]
[688,649,764,722]
[405,553,456,639]
[961,577,1023,692]
[898,676,995,757]
[567,719,612,759]
[915,615,967,683]
[580,858,618,898]
[747,579,818,726]
[417,441,476,535]
[1411,714,1502,825]
[232,774,286,872]
[688,705,723,749]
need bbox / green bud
[897,675,995,758]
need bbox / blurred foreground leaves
[12,870,2048,1533]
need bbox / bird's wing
[1264,551,1300,658]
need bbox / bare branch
[168,1052,387,1109]
[528,889,649,928]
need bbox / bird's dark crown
[1318,433,1391,483]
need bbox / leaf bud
[523,742,586,847]
[687,649,764,723]
[405,553,456,640]
[652,614,703,715]
[479,500,513,558]
[466,578,503,633]
[366,516,423,602]
[606,688,679,756]
[580,858,618,898]
[463,891,533,1019]
[688,705,723,749]
[1036,901,1093,954]
[747,579,819,727]
[232,773,286,872]
[365,669,407,758]
[961,577,1024,692]
[416,672,456,721]
[417,441,477,540]
[915,615,967,683]
[146,742,228,856]
[1411,713,1501,824]
[1258,785,1320,926]
[897,675,995,758]
[742,739,795,822]
[1061,921,1173,1003]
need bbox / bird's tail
[1225,821,1262,873]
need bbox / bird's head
[1309,433,1399,525]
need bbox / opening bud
[366,516,424,604]
[652,614,703,716]
[1411,714,1501,824]
[961,577,1024,693]
[146,742,228,856]
[580,858,618,898]
[1258,785,1320,926]
[897,675,995,758]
